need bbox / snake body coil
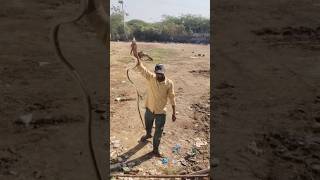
[126,60,145,128]
[52,0,102,179]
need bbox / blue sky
[110,0,210,23]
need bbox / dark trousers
[145,108,166,151]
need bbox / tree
[111,11,209,43]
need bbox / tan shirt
[135,63,176,114]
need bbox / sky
[110,0,210,23]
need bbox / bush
[110,8,209,44]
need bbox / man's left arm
[168,81,176,121]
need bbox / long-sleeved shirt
[134,63,176,114]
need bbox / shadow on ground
[110,140,155,172]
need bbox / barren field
[213,0,320,179]
[110,42,210,176]
[0,0,107,179]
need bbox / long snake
[52,0,103,179]
[126,57,145,128]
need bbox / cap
[155,64,165,74]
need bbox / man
[132,44,176,157]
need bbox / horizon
[110,0,210,23]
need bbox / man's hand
[172,113,176,122]
[172,105,176,122]
[130,40,141,66]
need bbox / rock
[17,113,33,127]
[39,61,50,66]
[110,151,117,158]
[111,140,121,148]
[194,138,208,147]
[122,166,131,173]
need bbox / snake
[52,0,103,179]
[126,57,145,128]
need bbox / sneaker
[140,134,152,142]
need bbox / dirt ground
[109,42,210,176]
[212,0,320,179]
[2,0,320,179]
[0,0,107,180]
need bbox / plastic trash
[160,157,169,165]
[172,144,181,154]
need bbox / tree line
[110,5,210,44]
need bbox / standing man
[132,44,176,157]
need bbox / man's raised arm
[134,59,154,80]
[131,40,154,80]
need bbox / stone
[194,138,208,147]
[39,61,50,66]
[111,140,121,148]
[17,113,33,127]
[122,167,131,173]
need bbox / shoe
[140,134,152,142]
[152,150,164,158]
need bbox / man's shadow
[110,140,154,172]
